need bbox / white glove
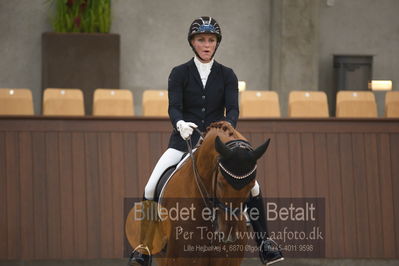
[176,120,198,140]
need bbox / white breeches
[144,148,261,200]
[251,180,260,197]
[144,148,185,200]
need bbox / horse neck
[194,132,219,189]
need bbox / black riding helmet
[188,16,222,60]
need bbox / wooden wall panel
[98,133,114,258]
[325,134,344,258]
[276,133,290,197]
[364,134,384,257]
[378,134,396,257]
[339,133,358,257]
[288,133,303,198]
[390,134,399,255]
[19,132,34,259]
[300,133,316,258]
[250,133,266,188]
[352,133,371,257]
[123,133,139,198]
[301,133,316,197]
[289,133,307,256]
[0,133,7,259]
[0,117,398,260]
[110,133,125,258]
[149,133,162,168]
[313,133,331,257]
[85,133,100,258]
[313,134,329,257]
[5,133,20,259]
[46,132,61,259]
[263,133,278,198]
[59,132,74,259]
[71,133,88,258]
[136,133,150,198]
[274,133,290,245]
[31,132,48,258]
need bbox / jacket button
[201,120,204,123]
[202,108,205,112]
[202,95,205,100]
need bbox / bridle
[219,140,257,180]
[185,129,256,226]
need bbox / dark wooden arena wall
[0,117,398,260]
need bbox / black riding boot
[127,198,154,266]
[246,193,284,265]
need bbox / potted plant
[42,0,120,114]
[51,0,111,33]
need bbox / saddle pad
[156,149,196,202]
[154,166,175,202]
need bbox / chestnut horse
[153,121,270,266]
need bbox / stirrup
[259,238,284,265]
[260,238,279,251]
[128,244,152,266]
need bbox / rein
[184,130,247,223]
[185,135,214,209]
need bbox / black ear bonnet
[216,139,257,190]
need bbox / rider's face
[191,34,217,63]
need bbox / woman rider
[129,16,283,266]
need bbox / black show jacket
[168,58,239,151]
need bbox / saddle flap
[154,166,176,202]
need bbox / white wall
[111,0,271,114]
[0,0,271,114]
[319,0,399,115]
[1,0,398,116]
[0,0,51,114]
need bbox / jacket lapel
[188,58,203,88]
[205,60,221,91]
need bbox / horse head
[198,121,270,242]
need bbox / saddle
[153,152,190,202]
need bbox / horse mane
[194,121,247,175]
[200,121,245,144]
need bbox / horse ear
[215,136,233,158]
[251,139,271,161]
